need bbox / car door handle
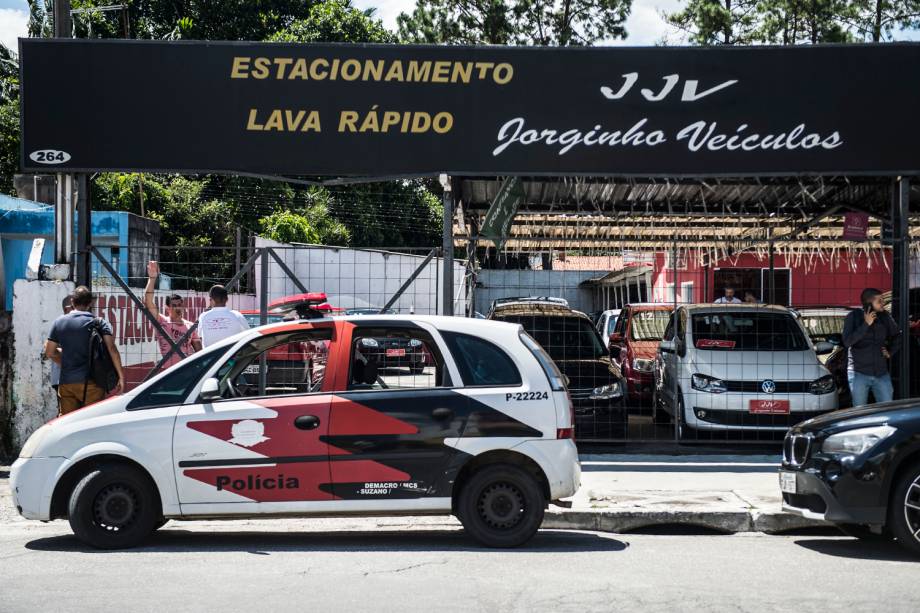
[431,407,453,420]
[294,415,321,430]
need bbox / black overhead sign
[18,39,920,177]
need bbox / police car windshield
[691,312,808,351]
[499,315,606,361]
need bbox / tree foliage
[258,201,351,245]
[397,0,632,45]
[665,0,920,44]
[327,182,443,248]
[269,0,395,43]
[27,1,322,41]
[0,44,20,196]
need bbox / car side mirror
[814,341,834,356]
[659,339,676,354]
[609,332,624,345]
[609,345,622,360]
[200,377,221,401]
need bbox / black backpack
[86,317,118,393]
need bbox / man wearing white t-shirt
[197,285,250,347]
[714,286,743,304]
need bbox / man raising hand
[145,261,201,369]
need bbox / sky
[0,0,686,50]
[1,0,916,50]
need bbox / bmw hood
[795,399,920,432]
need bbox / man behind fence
[145,261,202,369]
[45,286,125,415]
[843,287,901,406]
[714,286,742,304]
[198,284,249,347]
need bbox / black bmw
[780,398,920,555]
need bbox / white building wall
[474,270,605,315]
[11,279,72,449]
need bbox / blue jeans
[847,371,893,407]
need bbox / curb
[544,508,828,534]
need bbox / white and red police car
[11,310,580,548]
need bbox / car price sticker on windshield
[695,339,736,349]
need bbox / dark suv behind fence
[488,297,627,440]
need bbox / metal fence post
[893,177,910,399]
[259,248,269,395]
[672,238,680,443]
[441,175,454,316]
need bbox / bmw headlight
[408,339,423,347]
[632,358,655,373]
[821,425,896,456]
[18,424,51,459]
[360,338,379,347]
[808,375,835,395]
[589,382,623,400]
[691,373,727,394]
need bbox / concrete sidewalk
[545,453,825,534]
[1,455,826,535]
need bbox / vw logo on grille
[761,380,776,394]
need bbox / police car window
[348,328,448,391]
[215,328,332,399]
[127,345,230,410]
[442,331,521,387]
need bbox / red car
[608,303,673,409]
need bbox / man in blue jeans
[842,288,901,406]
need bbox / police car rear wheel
[68,464,159,550]
[458,464,545,548]
[889,461,920,556]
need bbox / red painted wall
[651,250,892,307]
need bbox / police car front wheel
[457,464,545,548]
[67,463,159,550]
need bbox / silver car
[654,304,838,435]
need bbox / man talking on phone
[842,288,901,406]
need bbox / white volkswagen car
[653,304,837,435]
[11,315,579,549]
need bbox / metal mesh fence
[79,231,918,447]
[474,238,920,444]
[86,243,466,391]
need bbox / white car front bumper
[682,390,838,431]
[9,456,67,521]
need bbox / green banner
[480,177,525,250]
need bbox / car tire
[836,523,891,541]
[888,461,920,556]
[652,392,671,424]
[457,464,545,548]
[68,463,159,550]
[676,392,695,441]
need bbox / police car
[11,311,580,549]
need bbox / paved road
[1,517,918,613]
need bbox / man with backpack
[45,286,125,415]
